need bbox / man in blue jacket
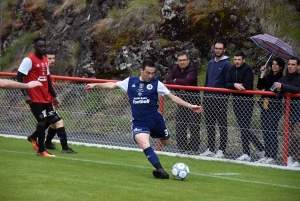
[226,50,264,161]
[201,40,231,158]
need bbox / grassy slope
[0,137,299,201]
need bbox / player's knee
[136,139,150,149]
[160,139,171,146]
[54,119,64,128]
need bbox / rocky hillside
[1,0,300,81]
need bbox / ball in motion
[172,163,189,180]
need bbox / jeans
[233,97,264,155]
[203,96,228,152]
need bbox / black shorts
[30,103,61,124]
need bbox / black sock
[45,127,57,144]
[36,125,46,152]
[56,127,69,150]
[32,121,50,140]
[154,163,163,170]
[31,131,38,140]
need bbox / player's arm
[0,79,42,89]
[166,93,201,113]
[47,75,60,106]
[84,82,118,92]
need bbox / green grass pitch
[0,136,299,201]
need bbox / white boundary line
[1,149,299,190]
[1,134,300,172]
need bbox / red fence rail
[1,72,300,165]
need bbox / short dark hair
[289,56,300,65]
[214,39,227,49]
[46,50,56,55]
[234,50,246,59]
[141,59,155,70]
[33,36,46,44]
[176,51,189,59]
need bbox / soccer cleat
[152,168,169,179]
[37,151,56,157]
[214,150,225,158]
[258,151,265,159]
[27,135,38,151]
[236,154,251,162]
[62,148,77,154]
[45,143,58,150]
[200,149,215,157]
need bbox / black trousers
[175,92,201,152]
[233,97,264,155]
[203,96,228,153]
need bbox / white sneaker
[291,161,300,168]
[265,158,276,165]
[287,156,294,167]
[236,154,251,161]
[214,150,224,158]
[258,151,265,159]
[200,149,215,157]
[255,157,268,163]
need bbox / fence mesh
[1,77,299,167]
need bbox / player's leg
[47,106,77,154]
[29,103,55,157]
[149,114,171,179]
[134,132,169,179]
[29,121,50,140]
[44,125,58,150]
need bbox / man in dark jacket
[273,56,300,168]
[201,40,231,158]
[226,50,264,162]
[166,51,201,154]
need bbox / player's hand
[190,105,202,113]
[84,84,96,92]
[27,81,43,88]
[53,97,61,107]
[24,95,32,105]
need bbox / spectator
[84,59,201,178]
[255,57,284,164]
[200,40,231,158]
[165,51,201,154]
[273,56,300,168]
[226,50,264,161]
[17,36,76,157]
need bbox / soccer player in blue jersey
[84,60,201,179]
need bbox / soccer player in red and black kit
[17,36,76,157]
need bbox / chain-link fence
[1,73,299,167]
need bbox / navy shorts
[30,103,61,124]
[131,112,170,140]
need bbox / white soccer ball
[172,163,189,180]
